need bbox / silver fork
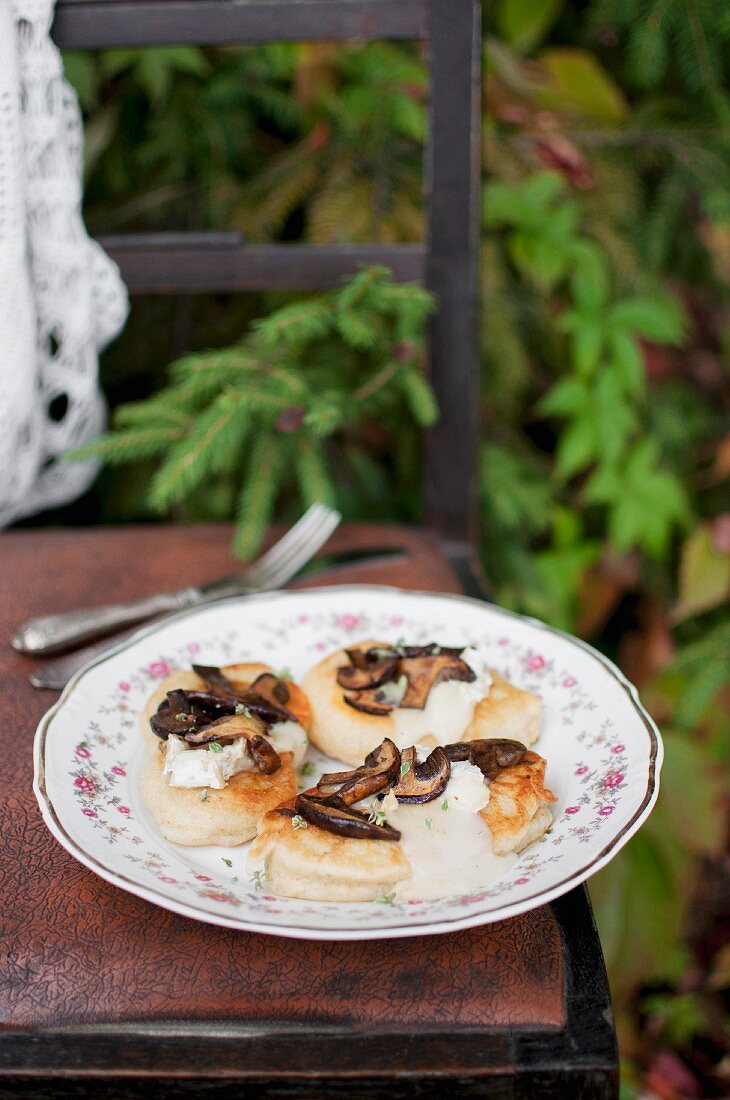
[14,503,341,657]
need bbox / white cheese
[365,757,512,901]
[268,720,308,766]
[162,734,253,789]
[162,716,308,789]
[387,647,491,748]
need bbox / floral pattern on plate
[34,585,662,940]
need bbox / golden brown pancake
[142,749,297,847]
[248,805,411,901]
[142,662,311,846]
[461,671,541,748]
[302,642,540,765]
[480,750,556,855]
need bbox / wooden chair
[0,1,618,1095]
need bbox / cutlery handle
[13,589,200,655]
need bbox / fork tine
[244,507,340,590]
[240,504,328,581]
[241,505,339,588]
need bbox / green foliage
[69,268,434,554]
[62,17,730,1093]
[484,171,691,612]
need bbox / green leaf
[569,240,610,311]
[508,232,569,290]
[609,295,685,344]
[540,48,629,122]
[538,377,589,418]
[608,330,646,397]
[570,319,604,375]
[555,416,598,479]
[496,0,564,54]
[673,525,730,621]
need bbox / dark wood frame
[52,0,481,546]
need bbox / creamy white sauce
[389,647,492,748]
[163,719,307,788]
[368,760,515,901]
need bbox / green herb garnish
[199,789,208,802]
[368,808,388,827]
[250,870,266,891]
[299,761,315,777]
[292,814,308,830]
[375,890,396,905]
[424,818,433,830]
[441,798,449,811]
[208,742,223,753]
[234,702,250,716]
[400,761,411,776]
[222,858,233,868]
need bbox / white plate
[34,585,662,940]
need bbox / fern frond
[113,400,192,431]
[398,367,439,427]
[233,433,285,558]
[147,391,249,511]
[295,436,336,507]
[252,298,332,348]
[68,426,184,465]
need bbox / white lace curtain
[0,0,128,527]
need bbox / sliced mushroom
[295,793,401,841]
[391,746,451,803]
[399,654,476,709]
[166,688,191,715]
[247,734,281,774]
[317,738,401,804]
[336,656,399,692]
[342,690,394,716]
[466,739,527,781]
[191,663,241,696]
[183,710,268,746]
[246,673,295,722]
[443,742,471,762]
[150,703,198,740]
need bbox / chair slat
[52,0,426,49]
[98,237,425,293]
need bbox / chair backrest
[53,0,481,546]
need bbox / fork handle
[13,588,201,655]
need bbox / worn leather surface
[0,523,565,1031]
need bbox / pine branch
[233,433,285,558]
[295,436,336,507]
[68,426,184,464]
[76,266,435,556]
[147,391,249,511]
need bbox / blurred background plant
[51,2,730,1093]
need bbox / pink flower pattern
[57,601,653,926]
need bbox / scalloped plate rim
[33,584,663,941]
